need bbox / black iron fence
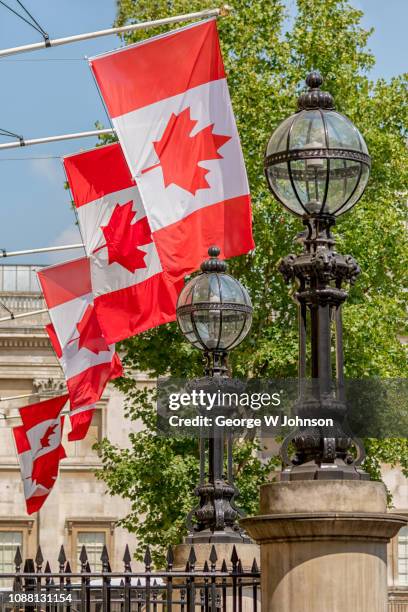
[0,543,260,612]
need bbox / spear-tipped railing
[0,543,260,611]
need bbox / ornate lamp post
[264,71,371,480]
[176,246,253,542]
[240,72,407,612]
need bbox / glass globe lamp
[176,247,252,374]
[264,72,371,217]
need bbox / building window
[0,531,23,573]
[77,531,106,572]
[67,520,115,572]
[398,526,408,585]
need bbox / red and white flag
[63,144,183,343]
[13,395,68,514]
[38,257,122,406]
[45,322,95,441]
[89,19,254,279]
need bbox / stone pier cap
[240,480,407,543]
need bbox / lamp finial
[200,246,227,272]
[297,71,335,111]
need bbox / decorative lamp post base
[280,459,370,482]
[184,527,251,544]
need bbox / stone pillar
[241,480,407,612]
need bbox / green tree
[95,0,408,563]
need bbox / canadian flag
[45,322,96,441]
[89,18,254,279]
[63,143,183,344]
[13,395,68,514]
[37,257,123,408]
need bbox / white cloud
[29,157,64,187]
[51,224,83,247]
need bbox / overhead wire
[14,0,50,41]
[0,127,23,144]
[0,298,15,319]
[0,127,20,138]
[0,0,49,44]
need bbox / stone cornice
[66,517,117,534]
[0,517,35,532]
[0,335,51,349]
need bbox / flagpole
[0,243,85,257]
[0,128,115,151]
[0,6,230,59]
[0,308,48,323]
[0,391,53,402]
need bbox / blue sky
[0,0,406,266]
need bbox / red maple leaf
[153,107,231,195]
[40,424,57,449]
[76,304,110,354]
[100,201,152,273]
